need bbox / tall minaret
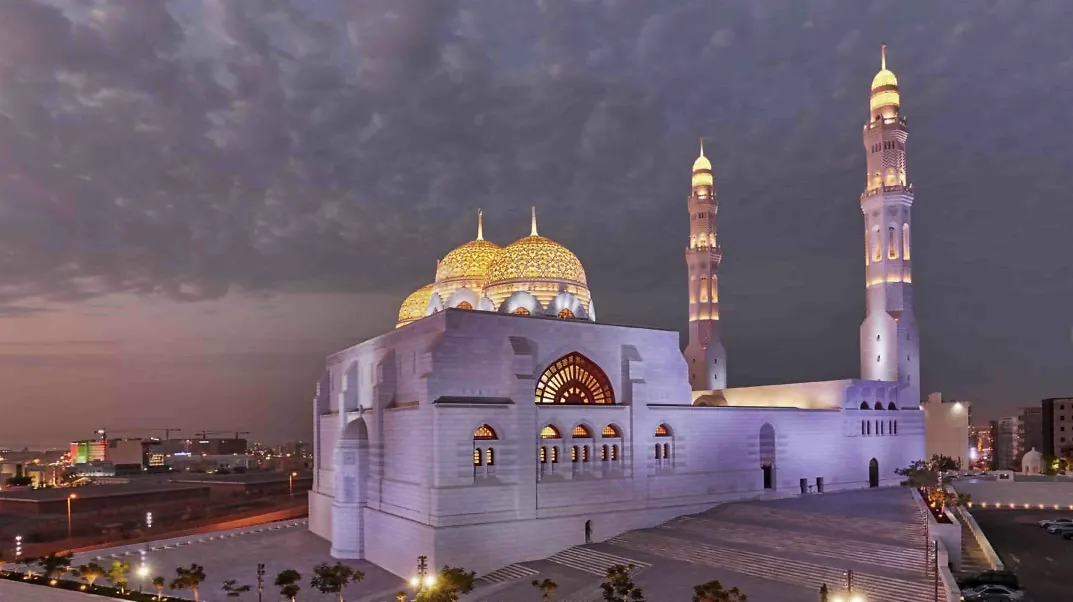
[684,140,727,391]
[860,45,920,407]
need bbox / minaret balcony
[861,184,914,200]
[686,247,722,263]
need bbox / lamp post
[256,563,265,602]
[289,472,298,496]
[67,493,77,539]
[137,564,149,593]
[410,555,435,594]
[14,535,22,563]
[828,570,866,602]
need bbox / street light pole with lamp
[66,493,77,539]
[289,472,298,496]
[409,555,437,595]
[827,570,866,602]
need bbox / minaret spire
[881,43,887,70]
[699,136,705,157]
[530,206,538,236]
[477,208,484,240]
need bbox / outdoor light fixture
[14,535,22,560]
[423,575,437,588]
[409,577,420,588]
[146,511,153,528]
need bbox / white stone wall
[309,309,927,577]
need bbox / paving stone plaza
[3,487,937,602]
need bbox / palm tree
[275,569,302,602]
[311,562,365,602]
[170,564,207,602]
[532,577,558,601]
[106,559,131,594]
[692,580,747,601]
[71,562,105,590]
[152,576,166,601]
[36,552,73,580]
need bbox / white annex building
[309,47,926,579]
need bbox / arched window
[874,402,883,410]
[859,401,870,410]
[601,444,609,461]
[654,443,662,460]
[557,308,576,319]
[486,448,495,466]
[867,422,872,435]
[879,421,885,435]
[602,424,622,438]
[655,424,672,437]
[611,445,619,461]
[535,353,615,405]
[700,277,709,302]
[893,421,898,435]
[572,425,593,438]
[571,446,580,462]
[888,226,898,259]
[663,443,670,459]
[887,402,897,410]
[582,446,589,462]
[474,425,498,440]
[872,227,881,262]
[861,421,866,436]
[540,425,562,439]
[513,306,531,316]
[473,449,482,466]
[550,447,559,463]
[902,223,911,260]
[457,300,473,310]
[540,447,548,463]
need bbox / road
[970,509,1073,602]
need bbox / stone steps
[714,502,926,546]
[477,563,539,585]
[608,531,933,602]
[545,546,651,577]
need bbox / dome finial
[699,136,705,158]
[881,43,887,70]
[530,206,538,236]
[477,208,484,241]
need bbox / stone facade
[309,309,924,578]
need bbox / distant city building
[922,393,970,467]
[1016,406,1043,464]
[69,440,107,464]
[989,417,1019,471]
[969,425,992,469]
[1042,397,1073,458]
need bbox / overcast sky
[1,0,1070,448]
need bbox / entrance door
[868,458,879,488]
[762,465,774,489]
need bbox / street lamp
[137,564,149,593]
[14,535,22,563]
[411,555,431,593]
[67,493,77,539]
[289,471,298,496]
[146,511,153,529]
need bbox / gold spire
[881,43,886,70]
[530,206,538,236]
[477,208,484,241]
[699,136,705,158]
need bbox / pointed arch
[535,352,615,405]
[473,424,498,440]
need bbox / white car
[1037,517,1073,528]
[960,585,1024,601]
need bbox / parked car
[1061,531,1073,540]
[1037,517,1073,528]
[1045,523,1073,534]
[956,570,1020,591]
[960,585,1024,601]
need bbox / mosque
[308,46,925,579]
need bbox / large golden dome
[870,44,900,118]
[485,235,586,286]
[435,239,501,284]
[692,139,713,189]
[396,283,433,328]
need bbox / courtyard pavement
[2,488,934,602]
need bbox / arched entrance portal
[331,418,369,558]
[869,458,879,488]
[759,423,776,490]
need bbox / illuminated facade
[859,45,921,406]
[683,140,727,390]
[310,47,926,580]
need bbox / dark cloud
[0,0,1071,409]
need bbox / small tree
[692,580,747,601]
[222,579,253,597]
[413,566,477,602]
[36,552,73,580]
[896,454,969,515]
[600,564,644,602]
[532,577,558,601]
[170,564,207,602]
[311,562,365,601]
[396,592,408,602]
[152,576,166,600]
[72,561,105,589]
[106,559,131,593]
[275,569,302,602]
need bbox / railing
[954,505,1004,570]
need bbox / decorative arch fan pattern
[534,352,615,405]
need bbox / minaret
[684,139,727,390]
[860,45,920,407]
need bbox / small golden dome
[870,44,900,117]
[692,138,713,188]
[485,234,587,286]
[871,69,898,91]
[396,283,433,328]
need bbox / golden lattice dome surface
[396,283,433,327]
[435,239,502,284]
[692,154,712,172]
[485,235,587,286]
